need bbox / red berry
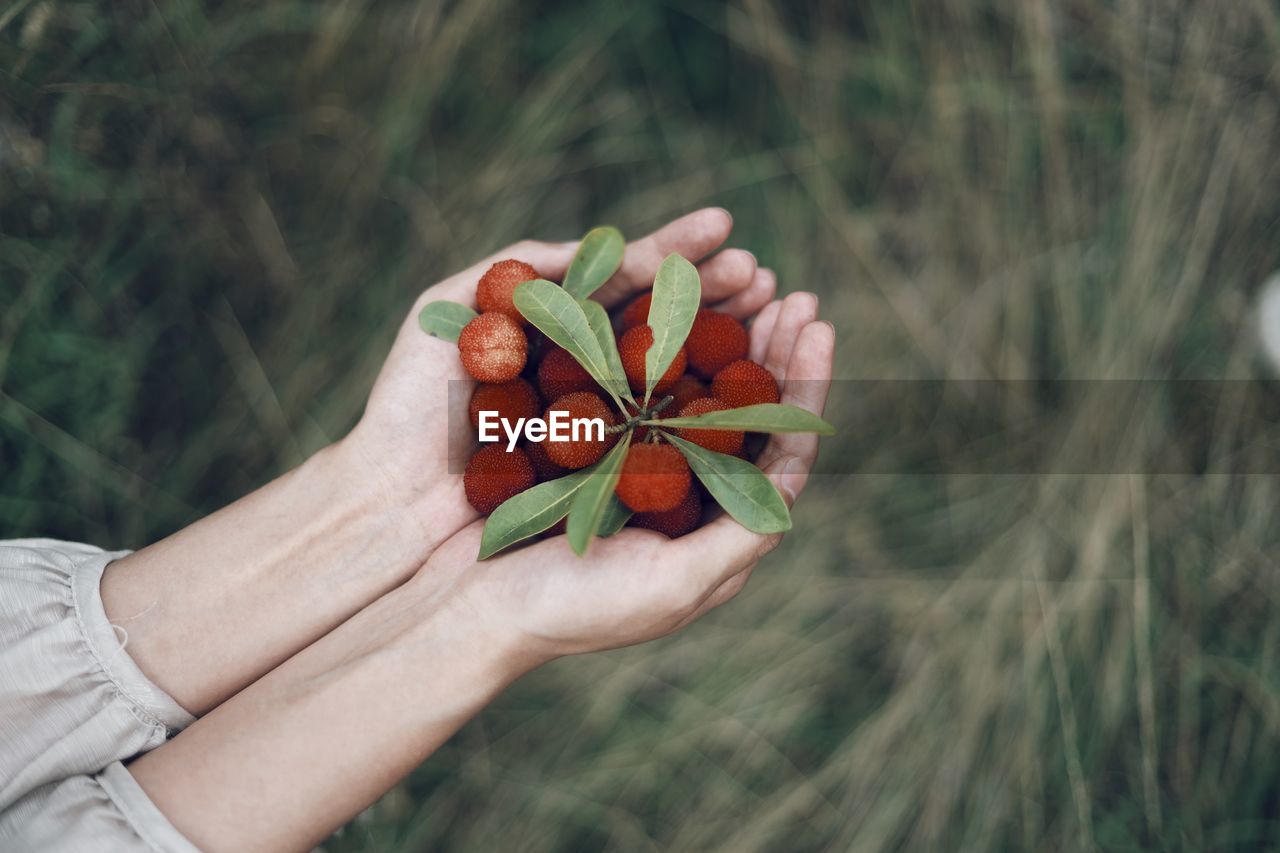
[666,374,710,413]
[542,392,619,469]
[711,359,780,409]
[674,397,744,455]
[526,438,569,482]
[685,309,748,379]
[477,259,540,320]
[615,443,691,512]
[620,293,652,330]
[458,312,527,382]
[618,324,686,395]
[468,379,541,430]
[537,345,598,402]
[464,444,535,514]
[631,487,701,538]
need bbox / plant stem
[603,394,676,435]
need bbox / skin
[102,208,833,852]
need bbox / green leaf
[597,495,633,537]
[665,434,792,534]
[513,280,621,406]
[418,301,477,342]
[579,298,634,403]
[478,471,591,559]
[562,226,625,299]
[646,403,836,435]
[644,253,701,404]
[566,433,632,555]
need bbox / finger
[757,320,835,480]
[747,300,782,362]
[674,320,834,595]
[696,249,757,305]
[593,208,734,308]
[763,292,819,381]
[415,239,578,311]
[713,267,777,321]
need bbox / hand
[416,292,833,663]
[101,208,784,715]
[341,207,779,557]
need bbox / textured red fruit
[526,438,569,482]
[537,345,598,402]
[674,397,744,455]
[458,312,527,382]
[620,293,652,330]
[619,324,686,395]
[666,374,710,413]
[542,392,618,469]
[631,487,701,538]
[685,309,749,379]
[464,444,535,514]
[615,443,691,512]
[711,359,780,409]
[468,379,541,430]
[477,259,540,319]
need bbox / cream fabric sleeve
[0,539,199,851]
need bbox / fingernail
[821,320,835,335]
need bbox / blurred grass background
[4,0,1280,849]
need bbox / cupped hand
[420,294,833,664]
[342,208,779,554]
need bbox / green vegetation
[3,1,1279,849]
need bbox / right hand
[416,292,832,664]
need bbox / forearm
[126,573,532,853]
[101,438,467,714]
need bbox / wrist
[396,570,545,691]
[400,559,557,683]
[320,435,450,570]
[331,424,478,555]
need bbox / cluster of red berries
[458,260,780,538]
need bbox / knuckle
[757,268,778,293]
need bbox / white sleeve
[0,539,200,851]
